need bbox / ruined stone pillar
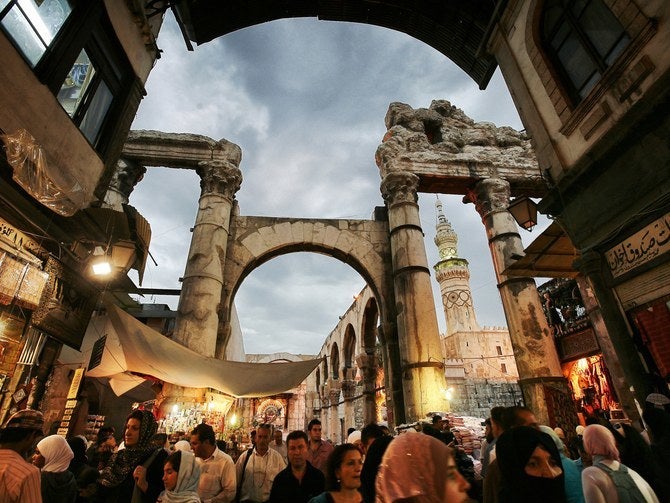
[319,391,330,434]
[378,322,403,426]
[173,160,242,357]
[327,382,342,443]
[355,353,378,424]
[102,158,147,210]
[465,178,568,424]
[381,171,449,422]
[341,378,356,431]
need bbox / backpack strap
[235,447,255,503]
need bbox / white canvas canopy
[76,304,321,397]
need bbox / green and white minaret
[433,198,481,336]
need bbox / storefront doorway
[563,354,619,424]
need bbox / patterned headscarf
[37,434,74,472]
[376,431,451,503]
[159,450,201,503]
[99,409,158,488]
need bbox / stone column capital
[355,353,377,369]
[103,158,147,209]
[380,171,419,205]
[341,379,356,399]
[328,388,342,404]
[112,158,146,196]
[196,160,242,198]
[464,177,511,219]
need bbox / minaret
[433,198,481,336]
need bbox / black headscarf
[99,409,158,488]
[496,426,566,503]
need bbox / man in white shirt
[191,423,237,503]
[269,429,287,463]
[236,423,285,503]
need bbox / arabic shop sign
[606,212,670,278]
[0,216,47,260]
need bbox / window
[0,0,72,66]
[1,0,135,155]
[501,363,507,374]
[496,345,502,356]
[542,0,629,104]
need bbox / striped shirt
[0,448,42,503]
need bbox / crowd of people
[0,392,668,503]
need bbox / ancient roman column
[355,353,378,424]
[173,159,242,357]
[319,391,330,439]
[465,178,567,424]
[341,377,356,432]
[380,171,449,421]
[328,383,342,442]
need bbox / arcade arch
[343,325,356,372]
[314,285,384,440]
[330,343,340,379]
[220,212,413,422]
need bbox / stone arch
[361,297,379,351]
[321,359,328,390]
[254,352,305,364]
[175,3,498,88]
[219,215,395,358]
[330,343,340,379]
[342,324,356,370]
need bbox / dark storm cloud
[130,11,531,354]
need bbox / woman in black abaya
[495,426,566,503]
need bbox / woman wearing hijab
[98,409,168,502]
[157,450,201,503]
[33,434,78,503]
[581,424,659,503]
[495,426,566,503]
[539,426,584,503]
[375,431,470,503]
[173,439,192,453]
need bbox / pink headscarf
[582,424,620,461]
[376,432,451,503]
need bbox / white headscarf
[159,450,201,503]
[173,440,192,453]
[347,430,362,445]
[37,434,74,472]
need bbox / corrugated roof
[504,221,580,278]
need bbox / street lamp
[90,240,136,277]
[90,246,112,275]
[508,196,538,231]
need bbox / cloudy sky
[128,12,549,355]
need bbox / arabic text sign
[606,213,670,278]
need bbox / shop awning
[78,304,321,398]
[504,221,580,278]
